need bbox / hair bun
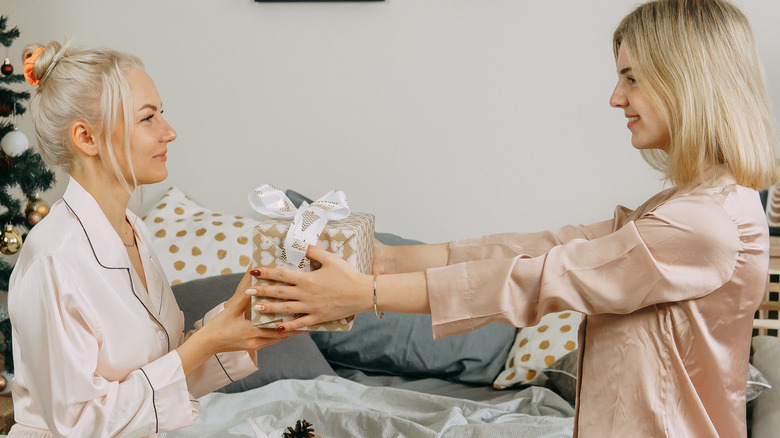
[22,41,63,86]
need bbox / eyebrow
[137,103,161,113]
[619,67,632,75]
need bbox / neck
[70,165,136,237]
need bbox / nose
[161,117,177,142]
[610,83,627,108]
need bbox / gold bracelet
[373,274,384,320]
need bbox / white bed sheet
[163,375,574,438]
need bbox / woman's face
[610,45,670,151]
[112,68,177,186]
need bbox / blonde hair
[613,0,778,190]
[23,40,145,195]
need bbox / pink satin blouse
[427,166,768,437]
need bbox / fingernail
[244,288,255,295]
[253,304,265,311]
[276,326,286,332]
[250,269,262,276]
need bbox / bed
[139,186,779,438]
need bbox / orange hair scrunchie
[24,47,46,86]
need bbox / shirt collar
[62,177,137,269]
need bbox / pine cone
[283,419,318,438]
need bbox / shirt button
[157,331,165,340]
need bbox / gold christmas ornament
[25,195,50,226]
[0,224,23,255]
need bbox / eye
[627,76,637,85]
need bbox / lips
[626,115,639,128]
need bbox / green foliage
[0,15,56,374]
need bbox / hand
[225,269,255,320]
[176,269,298,376]
[204,286,297,354]
[249,244,374,331]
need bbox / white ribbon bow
[249,184,350,269]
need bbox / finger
[250,267,302,285]
[236,268,254,291]
[252,298,305,316]
[251,283,303,301]
[275,314,322,333]
[305,244,343,265]
[229,269,254,303]
[253,327,298,339]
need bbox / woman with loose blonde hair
[613,0,778,189]
[247,0,777,436]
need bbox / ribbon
[249,184,350,269]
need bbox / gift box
[248,185,374,331]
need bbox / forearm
[386,243,449,273]
[373,271,431,314]
[175,330,216,377]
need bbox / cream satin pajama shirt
[8,179,256,437]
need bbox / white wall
[3,0,779,243]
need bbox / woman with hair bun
[250,0,778,436]
[8,41,297,437]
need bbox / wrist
[371,274,385,320]
[189,324,219,357]
[177,330,214,376]
[385,245,401,273]
[358,273,376,314]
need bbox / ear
[70,121,99,157]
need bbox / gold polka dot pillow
[493,311,583,389]
[142,187,260,285]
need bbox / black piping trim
[63,199,172,352]
[214,353,235,382]
[139,368,159,433]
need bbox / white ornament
[1,126,29,156]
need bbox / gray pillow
[752,336,780,438]
[310,312,515,386]
[545,350,578,405]
[171,273,336,393]
[546,348,772,407]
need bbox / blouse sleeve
[10,256,196,437]
[447,215,618,264]
[426,196,741,339]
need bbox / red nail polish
[276,326,286,332]
[250,270,262,276]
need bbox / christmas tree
[0,15,56,374]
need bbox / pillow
[171,273,337,393]
[751,336,780,438]
[310,312,515,385]
[493,311,582,388]
[545,349,578,405]
[142,187,260,285]
[545,348,772,408]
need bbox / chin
[138,170,169,186]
